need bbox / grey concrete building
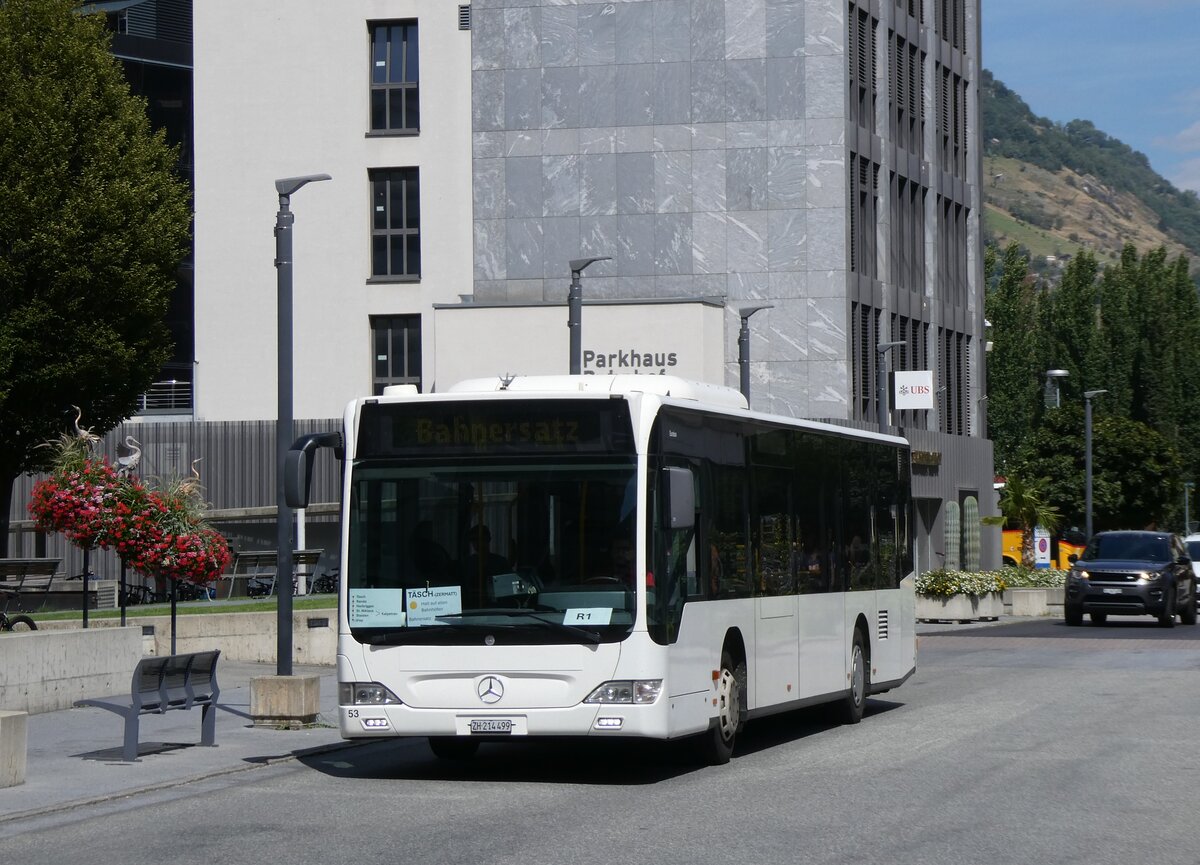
[6,1,996,573]
[469,0,997,568]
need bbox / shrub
[997,566,1066,588]
[915,568,1007,597]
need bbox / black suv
[1065,531,1197,627]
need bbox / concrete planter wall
[916,592,1003,622]
[1002,586,1064,614]
[36,610,336,667]
[0,627,142,714]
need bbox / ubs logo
[476,676,504,704]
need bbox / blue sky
[983,0,1200,194]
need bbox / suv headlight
[340,682,403,705]
[1138,570,1167,584]
[584,680,662,704]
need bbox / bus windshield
[346,458,639,644]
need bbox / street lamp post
[737,304,772,403]
[1045,369,1069,408]
[274,173,330,677]
[567,257,611,374]
[875,341,906,433]
[1084,388,1107,540]
[1184,481,1194,534]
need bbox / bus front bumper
[339,700,672,740]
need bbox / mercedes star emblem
[477,676,504,704]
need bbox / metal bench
[0,558,62,595]
[219,550,322,598]
[74,650,221,762]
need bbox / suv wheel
[1064,605,1083,626]
[1158,587,1177,628]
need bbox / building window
[851,302,882,422]
[370,21,419,133]
[371,315,422,394]
[849,154,878,278]
[848,4,877,133]
[370,168,420,279]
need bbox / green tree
[1043,251,1101,395]
[995,476,1061,567]
[984,244,1043,470]
[0,0,190,554]
[1012,405,1181,532]
[1094,244,1140,419]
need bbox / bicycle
[1,591,38,631]
[310,567,339,594]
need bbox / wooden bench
[74,650,221,762]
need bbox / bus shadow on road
[732,698,905,758]
[299,736,705,784]
[297,699,907,783]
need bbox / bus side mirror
[665,466,694,530]
[285,432,343,509]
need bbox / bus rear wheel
[428,736,480,760]
[696,650,742,766]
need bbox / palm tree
[996,476,1062,567]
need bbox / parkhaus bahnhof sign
[432,299,725,388]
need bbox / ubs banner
[432,300,726,391]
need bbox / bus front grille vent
[877,610,889,639]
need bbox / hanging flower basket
[28,457,122,550]
[28,427,230,588]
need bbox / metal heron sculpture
[116,436,142,477]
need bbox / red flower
[29,446,231,588]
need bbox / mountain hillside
[981,70,1200,274]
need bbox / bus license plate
[469,719,513,734]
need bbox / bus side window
[708,463,749,598]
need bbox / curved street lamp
[274,173,331,676]
[567,257,611,374]
[1045,369,1069,409]
[876,341,905,433]
[737,304,772,403]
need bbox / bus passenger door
[753,466,798,710]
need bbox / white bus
[287,375,916,764]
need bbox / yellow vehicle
[1002,529,1085,569]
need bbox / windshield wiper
[366,625,468,644]
[437,609,603,644]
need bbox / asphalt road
[7,617,1200,865]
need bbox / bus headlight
[584,680,662,704]
[340,682,403,705]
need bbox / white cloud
[1171,157,1200,195]
[1155,120,1200,154]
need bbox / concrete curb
[0,735,359,825]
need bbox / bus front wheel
[839,630,868,725]
[696,650,743,766]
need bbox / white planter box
[916,592,1003,622]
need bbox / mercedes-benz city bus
[287,375,916,764]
